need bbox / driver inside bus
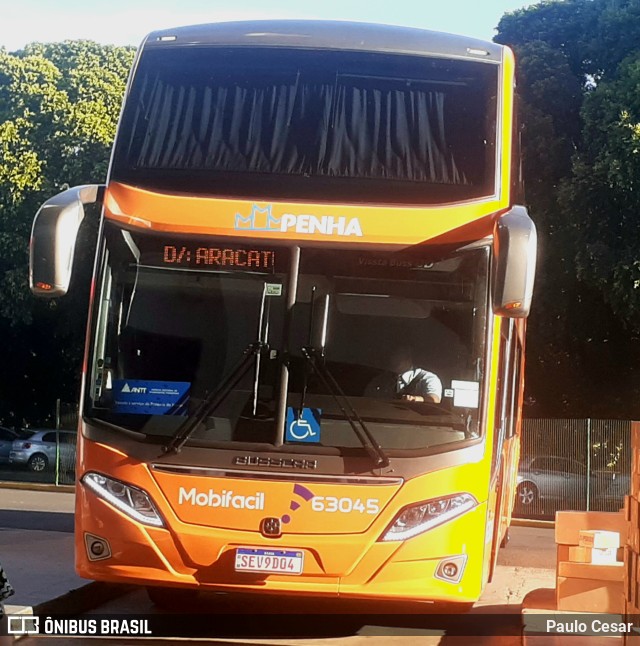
[393,347,443,404]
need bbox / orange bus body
[43,21,531,607]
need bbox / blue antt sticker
[112,380,190,415]
[285,407,322,443]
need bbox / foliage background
[0,41,134,427]
[496,0,640,418]
[2,1,640,425]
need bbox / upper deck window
[112,46,498,205]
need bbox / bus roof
[143,20,504,63]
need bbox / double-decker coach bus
[30,21,536,608]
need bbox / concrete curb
[0,482,74,493]
[511,518,555,529]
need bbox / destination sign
[162,246,275,270]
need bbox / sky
[1,0,537,52]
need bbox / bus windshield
[86,223,489,455]
[111,46,498,205]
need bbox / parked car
[10,429,77,472]
[516,455,630,516]
[0,427,28,464]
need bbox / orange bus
[29,20,536,609]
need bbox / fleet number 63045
[311,496,380,514]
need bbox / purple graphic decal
[281,484,315,524]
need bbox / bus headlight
[82,472,165,527]
[379,493,477,541]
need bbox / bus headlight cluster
[82,472,165,527]
[379,493,477,541]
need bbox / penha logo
[234,204,363,238]
[235,204,281,232]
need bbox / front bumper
[76,482,488,604]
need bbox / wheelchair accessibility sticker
[286,407,322,443]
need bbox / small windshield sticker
[451,380,479,408]
[265,283,282,297]
[285,407,322,443]
[112,380,190,415]
[444,389,454,398]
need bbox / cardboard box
[624,547,635,603]
[632,421,640,451]
[633,421,640,465]
[627,598,640,638]
[579,530,621,549]
[558,561,624,581]
[556,576,625,613]
[626,598,640,617]
[557,544,570,565]
[633,446,640,476]
[555,510,627,545]
[569,545,623,565]
[559,544,623,567]
[631,498,640,551]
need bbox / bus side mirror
[492,206,537,318]
[30,184,105,297]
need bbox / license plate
[235,548,304,575]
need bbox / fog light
[90,542,105,556]
[435,555,467,584]
[442,563,458,578]
[84,533,111,561]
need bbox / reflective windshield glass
[86,225,489,454]
[286,247,489,450]
[87,223,289,440]
[111,47,498,205]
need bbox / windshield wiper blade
[163,341,267,455]
[301,346,390,469]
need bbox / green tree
[496,0,600,80]
[562,54,640,323]
[0,41,134,426]
[496,0,640,417]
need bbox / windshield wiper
[163,341,267,455]
[301,346,390,469]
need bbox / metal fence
[52,400,78,485]
[54,430,77,485]
[0,401,78,487]
[56,399,79,433]
[0,414,635,497]
[0,429,77,486]
[514,419,632,519]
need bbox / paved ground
[0,487,85,612]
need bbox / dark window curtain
[127,72,467,186]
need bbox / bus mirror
[30,184,105,297]
[492,206,537,318]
